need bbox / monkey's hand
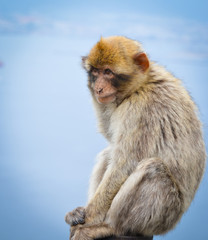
[65,207,86,226]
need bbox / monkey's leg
[105,158,184,237]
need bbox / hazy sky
[0,1,208,240]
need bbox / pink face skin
[91,67,117,104]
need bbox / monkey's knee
[65,207,86,226]
[105,158,184,236]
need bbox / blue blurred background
[0,1,207,239]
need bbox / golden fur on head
[84,36,144,75]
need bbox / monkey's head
[82,36,149,104]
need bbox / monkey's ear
[133,53,149,72]
[82,56,87,64]
[81,56,89,70]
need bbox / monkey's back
[135,64,206,210]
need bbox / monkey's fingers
[65,207,86,226]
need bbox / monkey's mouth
[96,92,117,104]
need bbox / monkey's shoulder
[113,75,198,131]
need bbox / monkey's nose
[97,88,103,94]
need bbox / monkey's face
[86,61,148,104]
[88,66,118,104]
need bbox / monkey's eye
[91,68,99,75]
[104,68,113,75]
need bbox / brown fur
[65,36,206,240]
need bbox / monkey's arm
[85,143,138,225]
[88,147,111,201]
[65,148,110,226]
[86,166,128,224]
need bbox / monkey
[65,36,206,240]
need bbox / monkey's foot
[71,227,93,240]
[65,207,86,226]
[70,223,115,240]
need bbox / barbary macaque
[65,36,206,240]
